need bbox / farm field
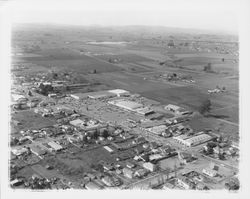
[21,53,123,73]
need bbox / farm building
[174,133,212,147]
[108,99,143,111]
[108,89,130,97]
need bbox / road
[217,119,239,127]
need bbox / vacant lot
[188,116,239,141]
[141,86,208,110]
[51,146,116,173]
[11,110,55,133]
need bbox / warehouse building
[108,99,143,111]
[88,91,116,99]
[174,133,212,147]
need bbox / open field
[141,86,208,110]
[11,110,55,133]
[20,53,123,73]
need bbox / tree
[99,128,109,138]
[204,63,212,72]
[198,99,212,115]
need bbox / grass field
[53,146,115,173]
[141,86,208,110]
[94,53,153,63]
[21,53,123,73]
[11,110,55,133]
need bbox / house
[150,142,159,149]
[178,152,194,164]
[163,182,176,190]
[143,162,156,172]
[47,141,63,151]
[202,168,217,177]
[149,154,163,162]
[134,169,148,178]
[101,176,115,187]
[139,154,150,162]
[126,162,136,169]
[123,168,134,179]
[177,176,196,189]
[30,145,47,156]
[103,146,114,153]
[134,145,144,155]
[196,183,209,190]
[85,181,103,190]
[133,137,147,145]
[11,147,28,156]
[103,164,114,171]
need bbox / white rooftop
[109,99,143,110]
[108,89,130,95]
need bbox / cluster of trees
[38,83,53,96]
[203,63,213,72]
[198,99,212,115]
[82,126,116,142]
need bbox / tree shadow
[205,113,230,119]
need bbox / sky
[2,0,240,34]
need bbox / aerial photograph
[6,0,241,192]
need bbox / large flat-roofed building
[70,90,116,100]
[88,91,116,99]
[147,125,167,135]
[174,133,212,147]
[135,107,154,116]
[108,99,143,111]
[70,119,85,127]
[70,93,89,100]
[165,104,191,115]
